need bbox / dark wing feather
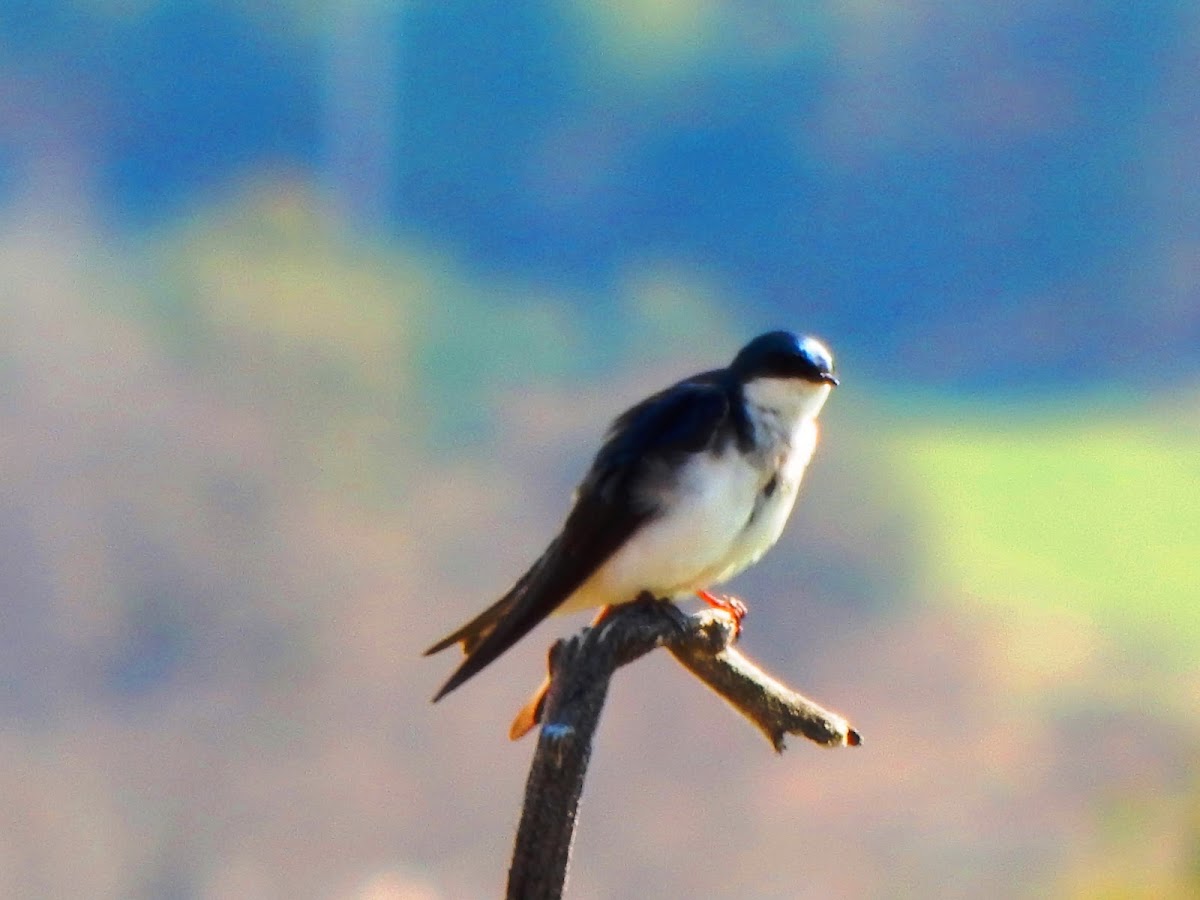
[426,376,732,701]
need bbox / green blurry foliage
[894,406,1200,671]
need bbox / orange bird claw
[696,589,748,635]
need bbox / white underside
[555,378,829,613]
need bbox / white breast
[555,446,762,613]
[712,417,819,583]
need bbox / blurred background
[1,1,1198,897]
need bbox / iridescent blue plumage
[730,331,838,385]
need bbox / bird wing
[425,376,732,701]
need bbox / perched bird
[425,330,838,737]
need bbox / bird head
[730,331,838,421]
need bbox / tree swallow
[425,331,839,729]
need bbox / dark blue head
[729,331,839,386]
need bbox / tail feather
[425,565,544,701]
[423,563,540,661]
[422,595,512,658]
[426,518,626,703]
[428,601,544,702]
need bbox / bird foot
[696,589,747,636]
[627,593,691,637]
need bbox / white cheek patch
[742,377,831,423]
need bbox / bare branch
[666,609,862,752]
[506,598,859,899]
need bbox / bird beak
[820,373,840,387]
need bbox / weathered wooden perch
[505,596,860,900]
